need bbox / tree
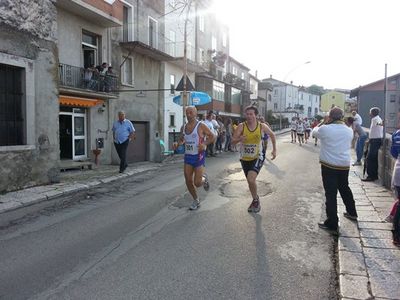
[307,85,325,95]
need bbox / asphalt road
[0,134,338,300]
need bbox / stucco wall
[0,0,59,192]
[110,51,163,163]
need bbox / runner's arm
[231,123,245,145]
[198,123,216,152]
[262,123,276,160]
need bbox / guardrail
[59,63,119,94]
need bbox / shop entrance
[59,107,87,160]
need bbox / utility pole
[182,0,193,126]
[382,63,388,184]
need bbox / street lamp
[279,61,311,130]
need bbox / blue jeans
[356,135,367,162]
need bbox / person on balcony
[104,66,116,92]
[83,64,97,90]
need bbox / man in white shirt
[204,111,217,157]
[362,107,384,181]
[351,110,362,126]
[312,107,358,234]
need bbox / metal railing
[58,63,119,94]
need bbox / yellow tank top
[240,121,262,161]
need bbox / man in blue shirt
[112,111,135,173]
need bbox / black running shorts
[240,158,264,177]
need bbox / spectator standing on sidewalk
[204,111,217,157]
[112,111,135,173]
[312,107,358,234]
[362,107,384,182]
[388,125,400,245]
[224,118,233,152]
[346,117,368,166]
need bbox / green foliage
[307,85,325,95]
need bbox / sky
[210,0,400,90]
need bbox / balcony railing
[59,63,119,94]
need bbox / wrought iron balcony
[58,63,119,94]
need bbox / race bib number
[185,143,197,154]
[241,144,258,158]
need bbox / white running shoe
[189,199,200,210]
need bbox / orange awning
[59,96,104,107]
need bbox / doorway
[59,107,87,160]
[126,121,148,162]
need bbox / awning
[59,95,104,107]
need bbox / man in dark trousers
[112,111,135,173]
[362,107,384,181]
[312,107,358,234]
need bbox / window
[232,66,237,76]
[122,5,133,42]
[199,15,205,32]
[170,74,175,94]
[241,72,244,80]
[169,113,175,127]
[314,107,318,115]
[169,30,176,56]
[331,95,335,99]
[122,56,133,85]
[199,48,204,64]
[274,103,278,110]
[231,87,241,104]
[211,36,217,51]
[82,31,99,68]
[268,94,272,101]
[212,80,224,101]
[390,94,396,102]
[222,32,227,47]
[274,89,278,96]
[0,64,25,146]
[148,17,158,48]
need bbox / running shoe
[189,199,200,210]
[203,173,210,191]
[247,197,261,213]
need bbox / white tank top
[184,121,202,155]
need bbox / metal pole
[182,0,192,126]
[382,63,388,184]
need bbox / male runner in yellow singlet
[232,106,277,213]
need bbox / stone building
[0,0,59,192]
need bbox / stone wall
[0,0,59,193]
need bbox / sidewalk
[339,165,400,299]
[0,157,182,227]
